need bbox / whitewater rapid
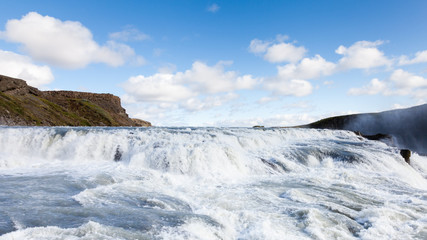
[0,127,426,239]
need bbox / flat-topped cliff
[0,74,151,127]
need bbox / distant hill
[304,104,427,154]
[0,74,151,127]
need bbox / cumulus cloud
[276,55,336,80]
[389,69,427,96]
[335,40,391,70]
[249,38,400,98]
[123,61,259,109]
[0,49,53,87]
[348,69,427,100]
[260,55,334,97]
[122,73,195,102]
[348,78,387,95]
[249,38,306,63]
[249,39,270,54]
[399,50,427,65]
[264,78,313,97]
[264,42,306,63]
[207,3,220,13]
[109,27,149,42]
[0,12,143,69]
[122,61,258,125]
[182,93,238,111]
[175,61,259,94]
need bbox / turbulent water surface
[0,127,426,239]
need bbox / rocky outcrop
[400,149,411,164]
[303,105,427,155]
[0,75,40,96]
[0,74,151,127]
[131,118,152,127]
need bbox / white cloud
[348,69,427,100]
[264,42,306,63]
[277,55,336,80]
[122,61,263,125]
[123,61,259,108]
[389,69,427,96]
[275,34,289,42]
[348,78,387,95]
[392,103,409,109]
[249,39,271,54]
[122,73,195,102]
[249,38,306,63]
[336,40,391,70]
[1,12,143,69]
[0,49,53,87]
[413,91,427,102]
[158,63,177,74]
[257,97,276,104]
[207,3,220,13]
[282,101,312,110]
[176,61,259,93]
[264,78,313,97]
[182,93,238,111]
[249,37,335,97]
[109,27,149,42]
[123,102,184,126]
[235,75,259,89]
[390,69,427,89]
[262,55,334,97]
[399,50,427,65]
[96,40,145,66]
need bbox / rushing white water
[0,126,426,239]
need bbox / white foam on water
[0,221,148,240]
[1,127,427,239]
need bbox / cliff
[0,74,151,127]
[303,104,427,154]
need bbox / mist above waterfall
[344,104,427,154]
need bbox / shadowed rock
[114,146,123,162]
[131,118,151,127]
[400,149,411,164]
[303,104,427,155]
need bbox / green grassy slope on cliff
[0,74,151,127]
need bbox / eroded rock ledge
[0,74,151,127]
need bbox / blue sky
[1,0,427,126]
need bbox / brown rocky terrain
[0,74,151,127]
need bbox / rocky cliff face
[304,105,427,155]
[0,74,151,127]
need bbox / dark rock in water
[253,125,264,128]
[400,149,411,164]
[260,158,278,171]
[114,146,123,162]
[260,158,288,172]
[359,133,394,146]
[362,133,392,141]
